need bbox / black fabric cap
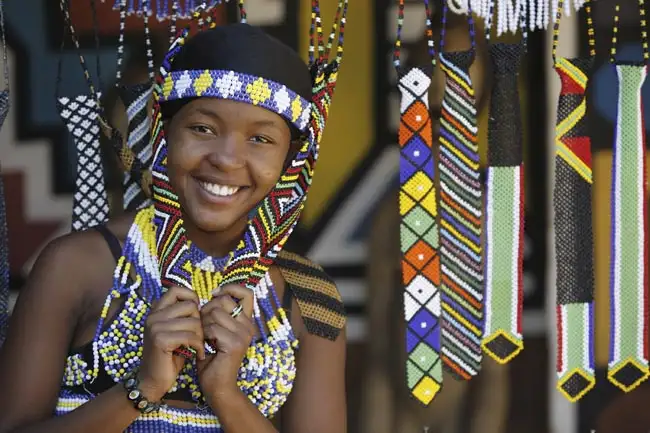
[160,24,311,121]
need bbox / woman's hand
[138,286,206,401]
[197,285,256,397]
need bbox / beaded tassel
[115,0,155,211]
[0,0,10,347]
[552,0,596,402]
[396,0,442,406]
[438,1,483,380]
[607,2,650,393]
[482,0,526,366]
[58,0,109,231]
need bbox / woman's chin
[186,208,248,235]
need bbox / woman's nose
[206,134,246,171]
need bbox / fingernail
[211,287,221,296]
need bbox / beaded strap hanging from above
[470,0,587,35]
[115,0,156,212]
[607,2,650,393]
[551,0,596,403]
[0,0,10,347]
[437,1,483,381]
[149,1,348,358]
[395,0,442,406]
[481,0,526,366]
[58,0,108,231]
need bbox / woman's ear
[283,138,303,169]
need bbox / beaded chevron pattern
[552,0,596,403]
[148,3,347,357]
[395,0,442,406]
[607,2,650,394]
[438,2,482,381]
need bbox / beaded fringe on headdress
[395,0,443,406]
[481,0,526,366]
[607,2,650,393]
[437,1,483,381]
[552,0,596,402]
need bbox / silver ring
[230,303,244,318]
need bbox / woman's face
[166,98,292,234]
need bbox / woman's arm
[0,233,152,433]
[281,328,347,433]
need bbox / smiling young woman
[0,23,347,433]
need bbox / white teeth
[200,181,240,197]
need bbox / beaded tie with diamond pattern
[0,0,10,347]
[149,1,347,358]
[551,0,597,403]
[437,1,482,380]
[607,2,650,393]
[395,0,442,406]
[114,0,155,212]
[481,0,526,366]
[58,0,109,231]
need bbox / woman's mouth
[196,179,246,204]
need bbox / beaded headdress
[148,2,347,355]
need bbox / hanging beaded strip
[0,0,10,347]
[114,0,156,212]
[147,2,347,358]
[607,1,650,394]
[395,0,442,406]
[481,0,526,365]
[437,0,483,381]
[111,0,224,20]
[57,0,109,231]
[551,0,596,403]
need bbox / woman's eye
[189,125,214,135]
[250,135,273,144]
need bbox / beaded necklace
[551,0,597,403]
[607,0,650,394]
[57,0,109,231]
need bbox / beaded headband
[158,70,311,131]
[150,1,348,335]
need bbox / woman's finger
[201,295,238,317]
[213,284,254,318]
[153,285,199,311]
[148,300,200,323]
[201,308,240,333]
[151,330,206,359]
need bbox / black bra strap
[94,225,122,263]
[283,283,293,314]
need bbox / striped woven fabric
[482,42,525,365]
[274,250,346,341]
[118,84,154,211]
[553,56,596,402]
[607,63,649,393]
[438,50,482,380]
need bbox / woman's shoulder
[274,250,346,341]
